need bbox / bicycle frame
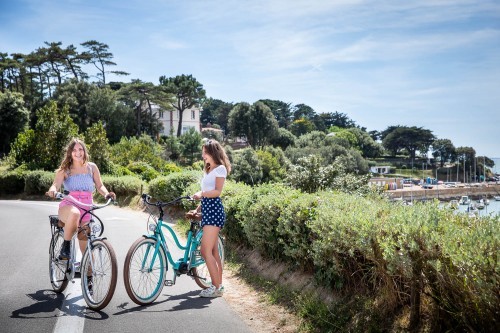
[142,202,205,285]
[50,192,112,280]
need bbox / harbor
[385,183,500,202]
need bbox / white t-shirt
[201,165,227,192]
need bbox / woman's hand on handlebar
[105,192,116,201]
[45,190,56,198]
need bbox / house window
[159,111,164,119]
[191,110,195,119]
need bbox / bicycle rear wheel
[124,237,167,305]
[49,230,69,293]
[192,235,225,289]
[80,239,118,311]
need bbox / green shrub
[107,162,134,177]
[110,134,166,170]
[160,162,182,175]
[243,183,301,260]
[0,170,26,194]
[127,161,160,182]
[220,180,253,244]
[276,193,320,271]
[102,175,144,197]
[309,192,387,290]
[148,170,202,202]
[230,148,262,185]
[256,147,289,183]
[24,170,54,195]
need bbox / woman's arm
[46,170,65,198]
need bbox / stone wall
[386,184,500,201]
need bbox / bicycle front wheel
[192,235,225,289]
[123,237,167,305]
[80,239,118,311]
[49,230,69,293]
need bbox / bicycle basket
[49,215,64,228]
[185,210,202,221]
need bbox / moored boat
[448,199,459,209]
[459,195,471,205]
[476,199,485,210]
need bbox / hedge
[222,184,499,332]
[24,171,55,195]
[102,175,144,197]
[148,170,202,202]
[0,171,25,194]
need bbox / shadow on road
[113,290,214,315]
[11,290,64,319]
[11,288,109,320]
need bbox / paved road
[0,199,252,333]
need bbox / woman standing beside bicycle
[46,138,115,260]
[192,138,231,298]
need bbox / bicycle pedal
[164,280,174,286]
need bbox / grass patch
[223,244,385,333]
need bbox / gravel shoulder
[222,263,302,333]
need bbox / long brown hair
[202,139,231,174]
[57,138,89,172]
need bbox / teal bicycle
[123,193,225,305]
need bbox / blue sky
[1,0,499,157]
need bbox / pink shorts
[59,191,93,223]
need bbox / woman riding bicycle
[192,138,231,298]
[46,138,116,260]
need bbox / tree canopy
[159,74,206,137]
[228,101,279,148]
[0,91,29,155]
[382,126,435,159]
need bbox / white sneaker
[218,285,224,295]
[199,285,223,298]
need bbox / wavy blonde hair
[57,138,89,172]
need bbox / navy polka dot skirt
[201,197,225,228]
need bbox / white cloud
[148,33,187,50]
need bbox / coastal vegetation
[1,41,499,332]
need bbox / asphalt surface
[0,199,252,333]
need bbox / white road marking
[53,280,86,333]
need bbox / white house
[152,104,202,136]
[370,166,391,174]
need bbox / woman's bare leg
[58,205,80,241]
[201,226,222,288]
[212,241,223,286]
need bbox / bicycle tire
[49,230,69,293]
[80,239,118,311]
[192,235,225,289]
[124,237,167,305]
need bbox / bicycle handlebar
[54,191,116,209]
[141,193,193,207]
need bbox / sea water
[455,198,500,217]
